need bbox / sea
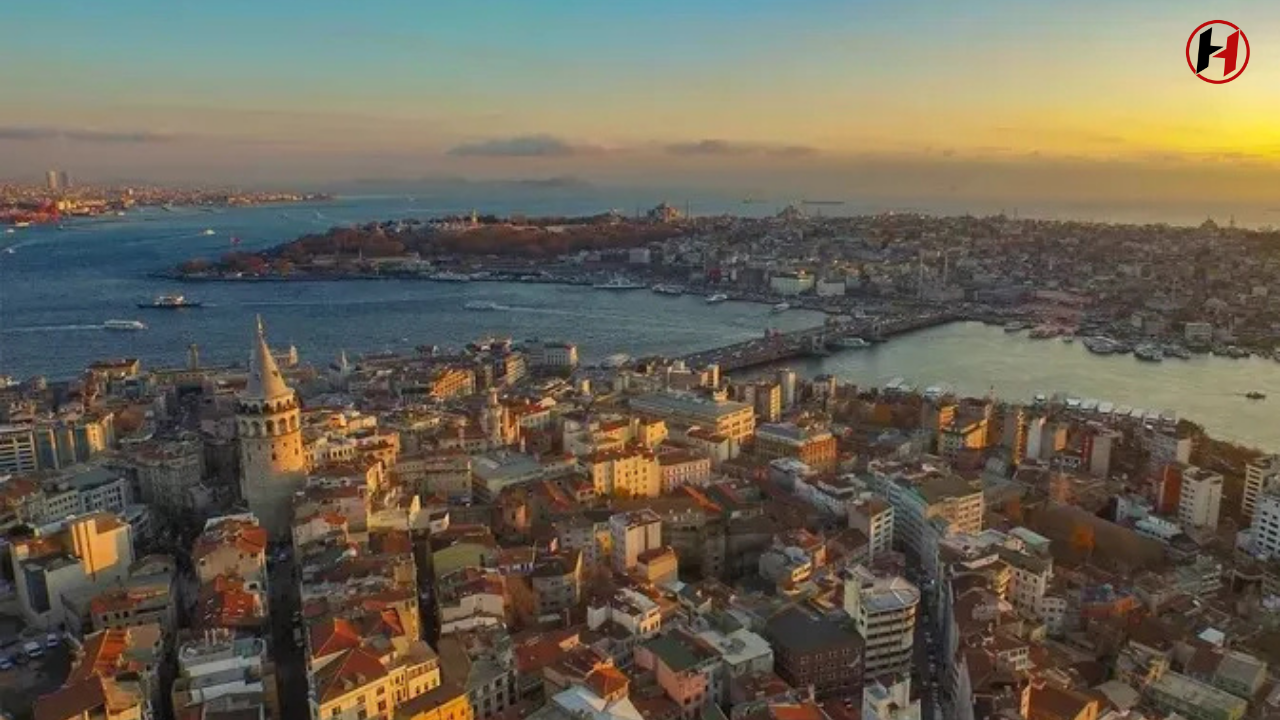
[3,194,1280,450]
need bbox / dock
[681,310,958,372]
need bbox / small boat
[1164,344,1191,359]
[202,228,216,236]
[4,228,13,234]
[103,319,147,331]
[463,301,503,311]
[429,271,472,282]
[1246,391,1266,400]
[651,284,684,296]
[830,337,870,349]
[593,275,646,290]
[706,293,729,304]
[601,353,631,368]
[1061,335,1075,344]
[771,302,791,314]
[1003,321,1029,333]
[1135,343,1164,362]
[2,247,13,254]
[138,294,202,309]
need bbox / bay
[2,195,1279,450]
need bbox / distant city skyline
[2,0,1278,208]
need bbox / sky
[2,0,1279,214]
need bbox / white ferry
[103,319,147,331]
[771,302,791,313]
[594,276,646,290]
[429,271,472,282]
[705,293,729,304]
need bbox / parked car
[23,640,43,659]
[45,632,60,648]
[0,656,13,671]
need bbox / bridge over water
[680,311,959,372]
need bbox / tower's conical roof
[245,316,291,401]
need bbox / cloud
[0,125,178,144]
[663,139,821,158]
[447,134,604,158]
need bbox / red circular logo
[1187,20,1249,83]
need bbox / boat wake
[1,324,104,333]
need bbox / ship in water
[651,284,684,296]
[771,302,791,314]
[1246,391,1267,401]
[428,271,472,282]
[103,319,147,331]
[705,293,729,304]
[463,301,504,311]
[829,336,871,349]
[138,294,202,309]
[1134,343,1164,362]
[593,275,646,290]
[202,229,216,236]
[600,353,631,368]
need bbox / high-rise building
[1249,489,1280,559]
[610,509,662,572]
[844,566,919,678]
[46,169,61,191]
[0,424,39,473]
[236,317,307,536]
[1244,455,1280,520]
[1178,465,1223,531]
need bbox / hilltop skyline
[2,0,1278,210]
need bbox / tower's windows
[266,420,275,435]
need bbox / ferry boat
[771,302,791,314]
[600,353,632,368]
[1247,391,1267,401]
[651,284,684,296]
[137,294,202,309]
[429,271,472,283]
[1134,343,1164,362]
[830,337,871,349]
[593,275,646,290]
[705,293,729,304]
[463,301,503,311]
[202,228,216,236]
[103,319,147,331]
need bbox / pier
[681,310,959,372]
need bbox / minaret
[237,316,307,537]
